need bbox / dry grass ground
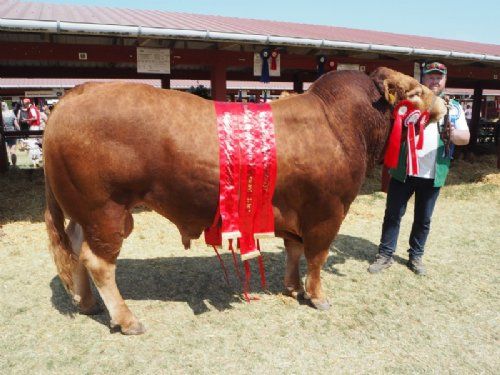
[0,155,499,374]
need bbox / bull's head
[371,67,446,123]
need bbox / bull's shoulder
[310,70,375,94]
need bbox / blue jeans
[378,177,440,258]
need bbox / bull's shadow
[328,234,377,273]
[330,234,408,268]
[49,234,380,324]
[50,252,287,322]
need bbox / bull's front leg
[283,239,304,298]
[304,248,330,310]
[302,213,343,311]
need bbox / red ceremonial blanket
[204,102,277,298]
[204,102,277,260]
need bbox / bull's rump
[44,82,221,230]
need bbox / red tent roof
[1,0,499,57]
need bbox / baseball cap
[422,61,447,75]
[23,98,31,103]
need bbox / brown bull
[44,67,445,334]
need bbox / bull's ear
[371,67,397,105]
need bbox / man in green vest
[368,61,470,275]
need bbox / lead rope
[243,260,252,302]
[440,96,452,157]
[214,239,264,302]
[229,239,243,282]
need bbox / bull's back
[46,82,215,144]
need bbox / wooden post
[293,73,304,94]
[0,109,8,173]
[469,83,483,152]
[496,114,500,169]
[161,76,171,89]
[210,63,227,101]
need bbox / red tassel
[243,260,251,302]
[256,240,267,289]
[406,123,419,175]
[229,240,243,282]
[212,246,230,287]
[416,111,429,151]
[257,257,267,290]
[416,122,425,150]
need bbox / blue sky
[26,0,499,45]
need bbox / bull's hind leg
[79,206,144,335]
[81,242,144,335]
[283,239,305,298]
[66,220,101,315]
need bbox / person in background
[17,98,40,131]
[12,101,21,118]
[42,104,51,116]
[28,100,41,131]
[38,104,48,130]
[368,61,470,276]
[2,101,20,167]
[17,98,32,131]
[464,104,472,125]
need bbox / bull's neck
[310,90,391,171]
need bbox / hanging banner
[253,52,281,78]
[137,47,170,74]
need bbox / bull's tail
[44,176,77,294]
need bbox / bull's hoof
[122,321,146,335]
[79,302,104,316]
[302,292,330,310]
[310,298,331,311]
[283,286,305,300]
[110,319,147,335]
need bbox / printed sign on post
[336,63,360,71]
[24,89,64,98]
[137,48,170,74]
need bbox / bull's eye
[407,87,422,99]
